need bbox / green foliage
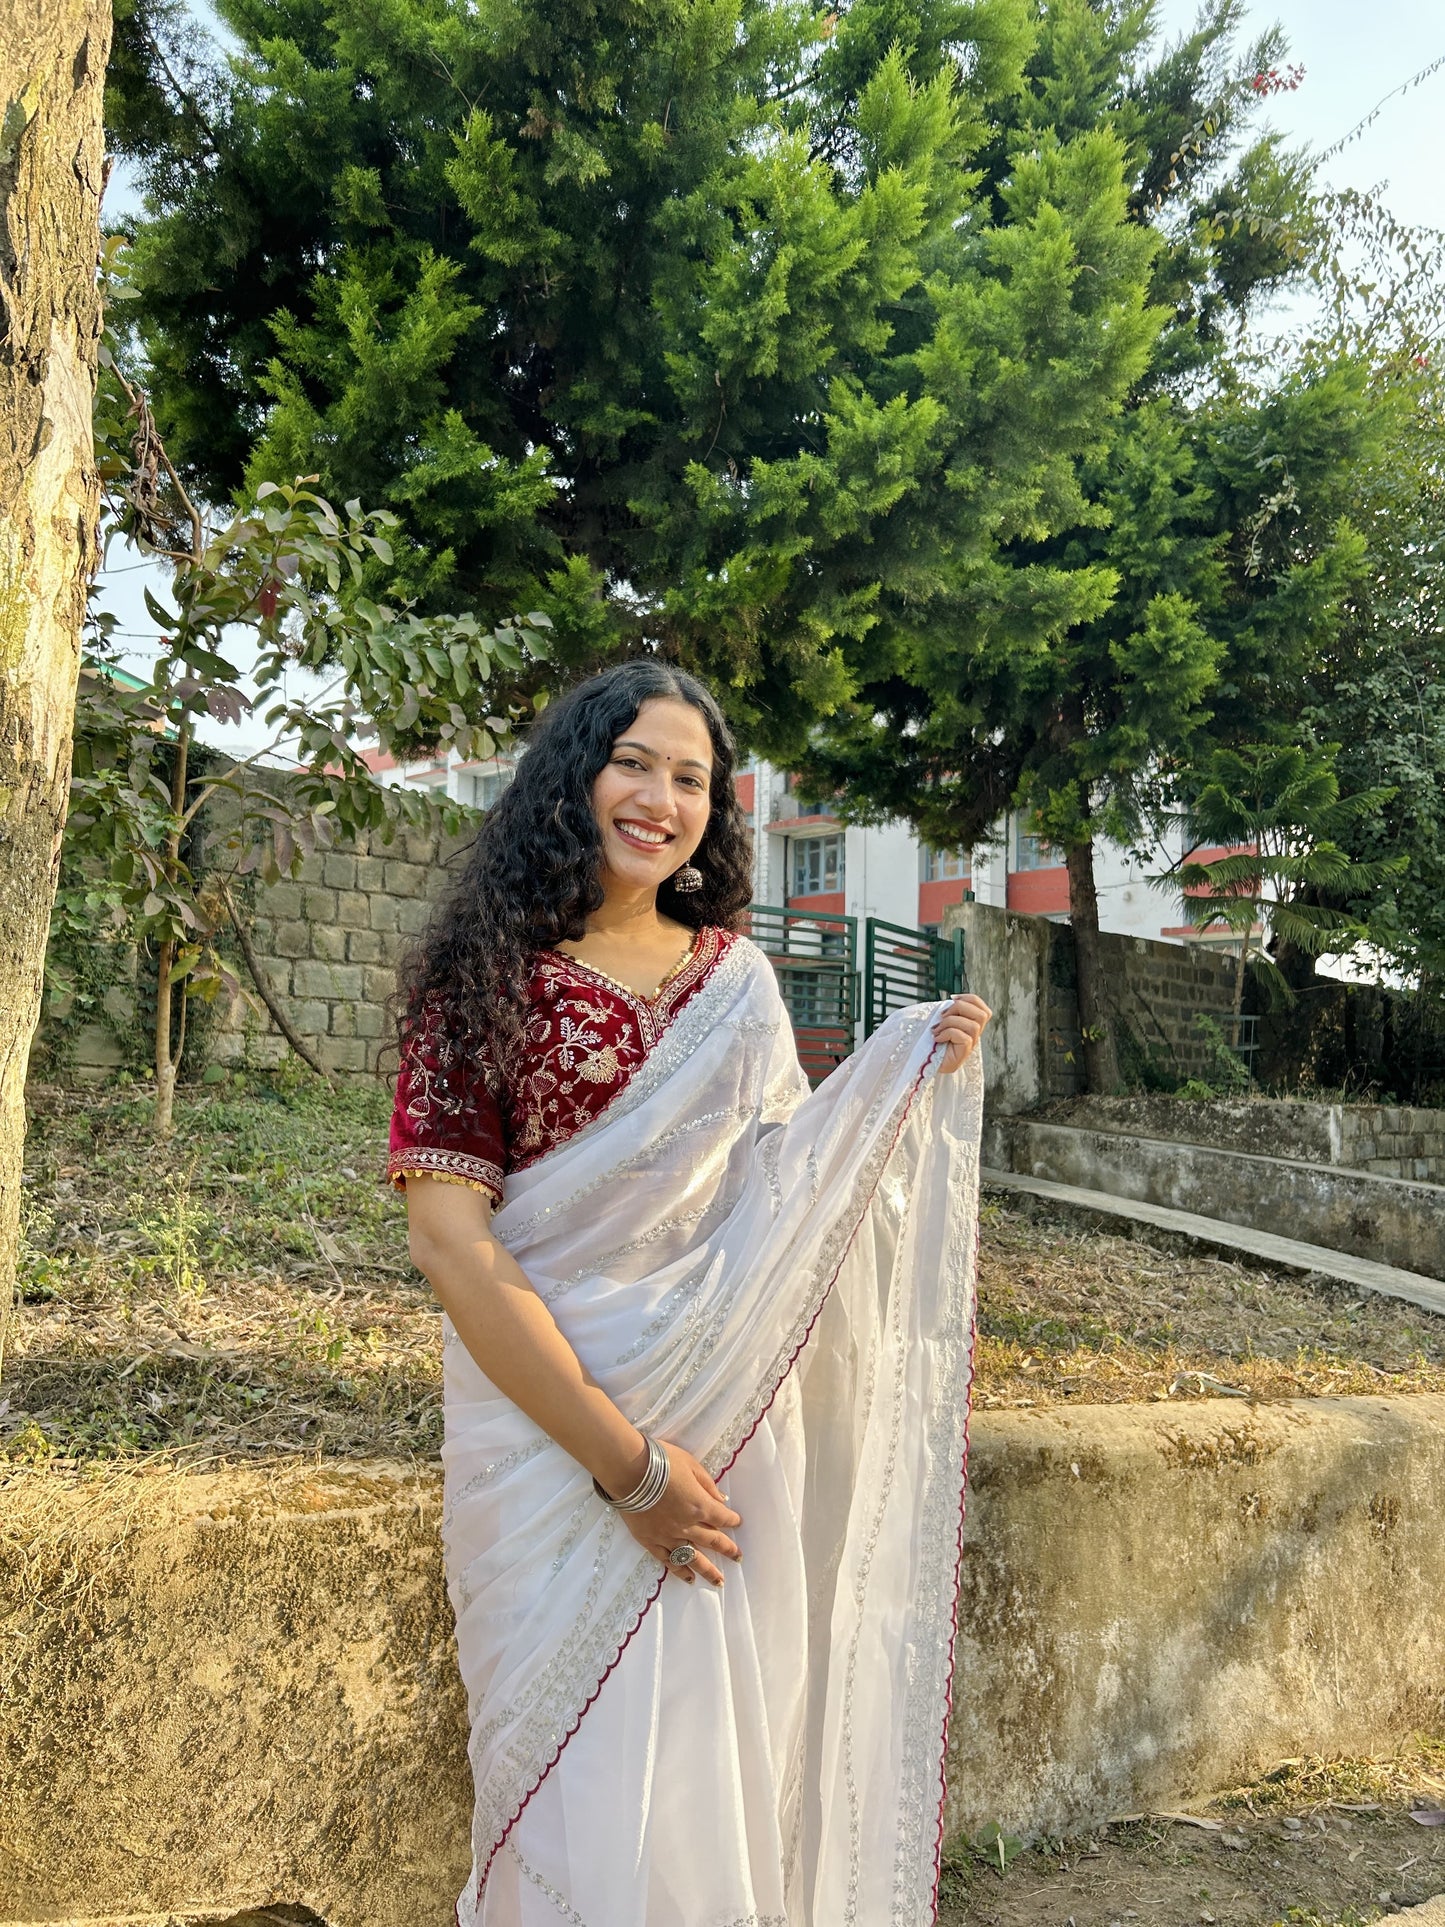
[788,2,1373,870]
[69,240,551,1111]
[963,1820,1026,1875]
[7,1077,431,1464]
[112,0,1172,737]
[1170,742,1407,1007]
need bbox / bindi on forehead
[614,736,712,773]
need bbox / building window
[791,833,844,897]
[457,767,512,811]
[1013,814,1058,872]
[921,845,969,883]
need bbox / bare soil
[939,1750,1445,1927]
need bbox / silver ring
[667,1543,697,1568]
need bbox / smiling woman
[384,662,990,1927]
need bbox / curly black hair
[392,660,755,1115]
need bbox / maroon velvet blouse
[388,925,738,1208]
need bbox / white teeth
[618,823,669,845]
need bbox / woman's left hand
[932,993,992,1074]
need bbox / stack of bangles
[593,1437,698,1570]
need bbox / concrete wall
[945,900,1241,1108]
[5,1396,1444,1924]
[1047,1093,1445,1183]
[986,1114,1445,1276]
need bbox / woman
[389,661,990,1926]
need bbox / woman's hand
[932,993,992,1074]
[617,1441,742,1588]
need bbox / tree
[69,264,549,1133]
[114,0,1168,752]
[1168,741,1404,1014]
[787,0,1379,1092]
[1293,198,1445,1001]
[0,0,110,1348]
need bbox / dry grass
[4,1078,1443,1472]
[972,1191,1445,1411]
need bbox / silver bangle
[593,1435,669,1513]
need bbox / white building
[365,744,1221,948]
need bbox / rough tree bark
[0,0,110,1352]
[1064,834,1121,1094]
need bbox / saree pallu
[441,936,984,1926]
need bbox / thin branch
[221,883,334,1084]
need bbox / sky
[94,0,1445,759]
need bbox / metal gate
[748,907,966,1081]
[746,904,857,1081]
[863,918,966,1037]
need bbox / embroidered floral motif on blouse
[387,925,736,1208]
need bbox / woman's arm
[406,1176,742,1585]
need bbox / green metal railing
[863,918,966,1037]
[746,904,858,1081]
[748,905,967,1080]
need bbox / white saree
[440,935,983,1926]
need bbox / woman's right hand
[619,1441,742,1587]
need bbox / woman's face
[591,696,716,896]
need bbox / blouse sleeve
[387,1008,506,1208]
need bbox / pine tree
[787,0,1380,1089]
[116,0,1155,720]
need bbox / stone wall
[944,900,1242,1107]
[5,1395,1444,1924]
[212,819,472,1080]
[1039,1092,1445,1185]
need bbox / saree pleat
[441,937,983,1926]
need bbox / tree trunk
[1064,835,1120,1094]
[0,0,109,1355]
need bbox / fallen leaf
[1154,1812,1225,1831]
[1409,1809,1445,1826]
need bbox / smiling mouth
[614,819,675,851]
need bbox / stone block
[353,1003,387,1039]
[397,898,431,936]
[319,1033,369,1073]
[336,889,371,929]
[356,855,388,893]
[294,852,327,887]
[368,894,401,933]
[302,886,338,923]
[292,960,365,1002]
[292,1000,332,1037]
[274,921,312,960]
[364,964,397,1004]
[260,878,304,921]
[378,931,411,966]
[402,825,439,866]
[346,928,383,964]
[311,923,347,963]
[383,861,429,899]
[322,853,357,891]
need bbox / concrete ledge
[983,1166,1445,1316]
[987,1114,1445,1276]
[4,1399,1445,1923]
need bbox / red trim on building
[1006,868,1070,916]
[733,771,755,814]
[785,891,846,914]
[917,877,970,928]
[785,813,843,833]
